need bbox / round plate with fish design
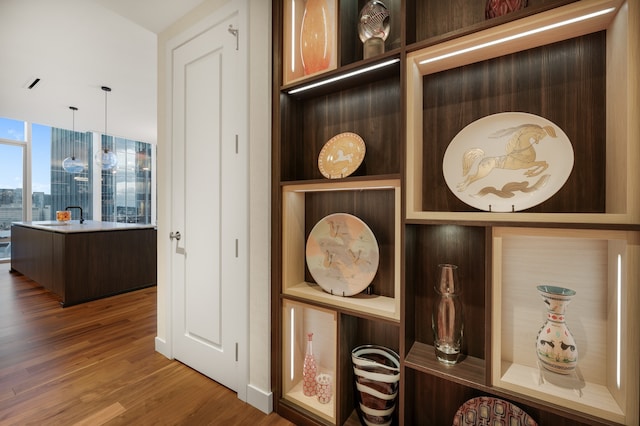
[305,213,379,297]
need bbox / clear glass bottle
[302,332,317,396]
[432,264,464,365]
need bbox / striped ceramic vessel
[351,345,400,426]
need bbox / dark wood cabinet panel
[404,371,602,425]
[11,225,54,292]
[280,77,402,181]
[273,0,637,424]
[11,225,156,306]
[407,0,577,46]
[60,229,157,305]
[404,371,481,425]
[405,225,487,360]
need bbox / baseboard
[154,336,172,359]
[246,384,273,414]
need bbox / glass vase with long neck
[302,332,318,396]
[432,264,464,365]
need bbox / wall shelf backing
[492,227,640,424]
[273,0,639,424]
[282,179,401,321]
[406,0,638,224]
[282,299,337,423]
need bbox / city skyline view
[0,118,52,194]
[0,116,155,260]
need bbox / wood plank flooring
[0,263,295,426]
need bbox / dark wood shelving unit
[272,0,639,425]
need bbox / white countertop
[13,220,156,233]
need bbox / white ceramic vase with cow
[535,285,578,375]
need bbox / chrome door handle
[169,231,181,241]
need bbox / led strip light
[419,7,616,65]
[288,58,400,94]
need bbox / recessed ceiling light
[27,78,41,89]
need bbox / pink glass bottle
[302,332,318,396]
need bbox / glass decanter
[432,264,464,365]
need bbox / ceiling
[0,0,206,145]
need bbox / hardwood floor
[0,263,295,426]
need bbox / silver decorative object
[358,1,390,59]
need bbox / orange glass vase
[300,0,332,76]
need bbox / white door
[170,7,247,393]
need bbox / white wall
[0,0,157,144]
[155,0,273,413]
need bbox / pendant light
[62,106,85,173]
[95,86,118,171]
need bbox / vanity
[10,221,157,307]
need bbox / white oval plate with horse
[442,112,574,212]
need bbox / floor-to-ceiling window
[32,124,53,221]
[99,136,153,223]
[0,116,155,262]
[50,126,92,221]
[0,118,26,262]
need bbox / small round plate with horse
[442,112,574,212]
[318,132,366,179]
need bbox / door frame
[156,0,249,403]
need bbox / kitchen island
[11,220,156,307]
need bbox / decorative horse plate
[442,112,574,212]
[318,132,366,179]
[306,213,379,297]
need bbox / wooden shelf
[279,71,402,182]
[282,179,401,322]
[273,0,639,424]
[491,227,640,424]
[405,341,485,387]
[281,53,401,98]
[284,283,398,322]
[406,0,578,47]
[404,224,488,364]
[282,300,337,424]
[406,0,639,225]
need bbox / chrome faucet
[65,206,84,224]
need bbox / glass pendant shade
[62,106,85,173]
[62,155,85,173]
[95,148,118,171]
[97,86,117,171]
